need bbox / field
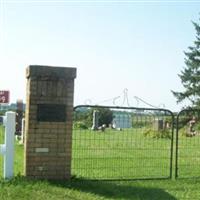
[1,126,200,199]
[72,128,172,180]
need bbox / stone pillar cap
[26,65,77,79]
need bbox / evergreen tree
[172,18,200,107]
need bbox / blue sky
[0,1,200,111]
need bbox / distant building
[112,113,132,129]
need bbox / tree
[172,17,200,107]
[96,107,113,127]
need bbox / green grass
[176,127,200,178]
[72,128,172,179]
[71,127,200,180]
[1,177,200,199]
[1,127,200,199]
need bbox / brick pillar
[25,65,76,179]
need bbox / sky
[0,0,200,111]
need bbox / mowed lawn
[1,126,200,199]
[72,128,172,180]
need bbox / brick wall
[25,65,76,179]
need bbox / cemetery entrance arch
[72,105,174,180]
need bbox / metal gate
[72,105,174,180]
[175,109,200,179]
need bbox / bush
[195,122,200,131]
[73,121,88,130]
[144,128,171,139]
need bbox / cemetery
[0,65,200,199]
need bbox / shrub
[144,128,171,139]
[73,121,88,130]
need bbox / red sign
[0,91,10,104]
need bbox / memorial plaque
[37,104,66,122]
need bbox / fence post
[4,111,16,179]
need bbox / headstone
[187,116,196,136]
[153,119,164,131]
[91,110,99,130]
[25,65,76,180]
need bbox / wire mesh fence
[72,105,174,180]
[176,109,200,179]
